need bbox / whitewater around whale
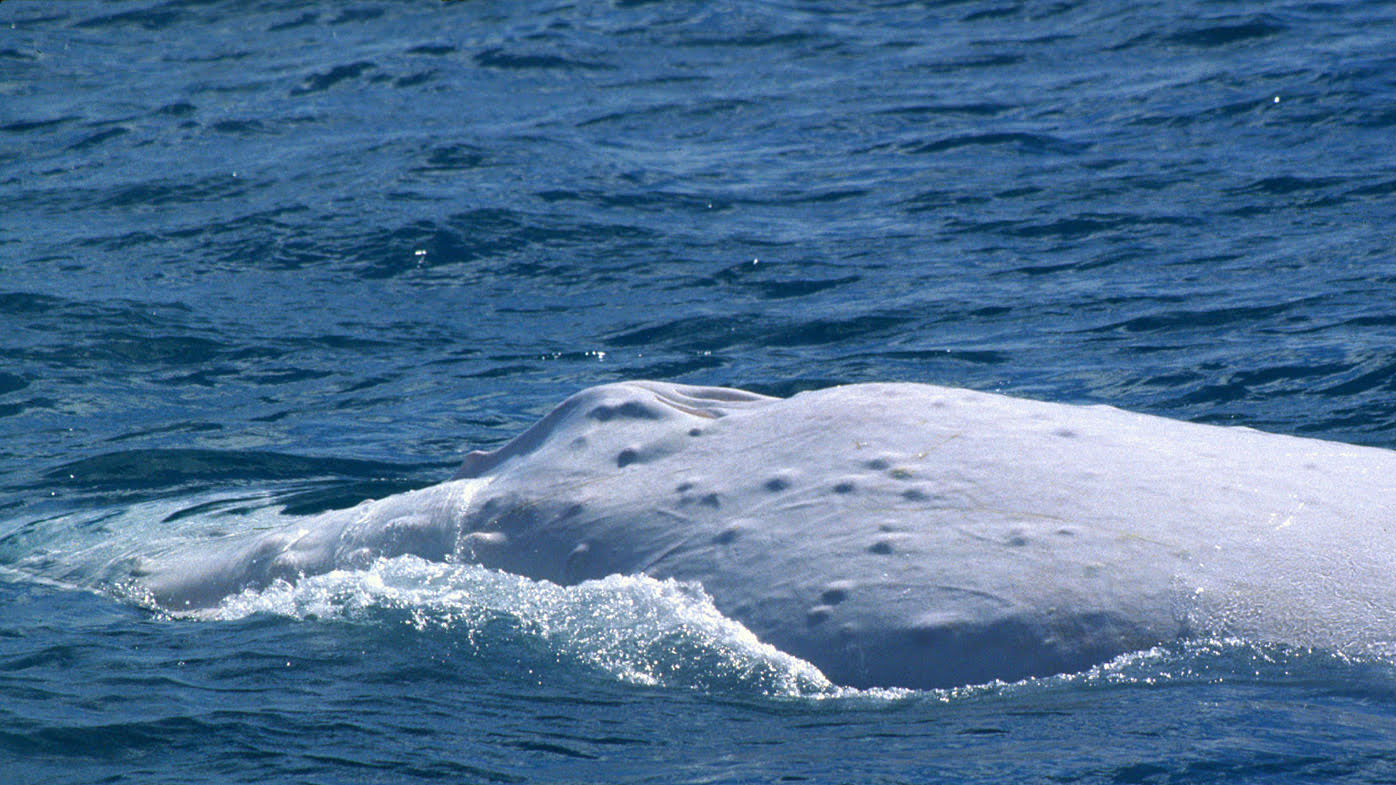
[142,381,1396,689]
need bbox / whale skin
[145,381,1396,689]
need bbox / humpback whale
[144,381,1396,689]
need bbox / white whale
[144,381,1396,689]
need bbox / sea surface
[3,0,1396,782]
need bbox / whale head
[141,380,1396,689]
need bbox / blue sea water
[3,0,1396,782]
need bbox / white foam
[198,554,842,697]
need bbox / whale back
[445,381,1396,687]
[143,381,1396,689]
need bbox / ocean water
[3,0,1396,782]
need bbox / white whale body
[145,381,1396,689]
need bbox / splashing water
[192,555,842,697]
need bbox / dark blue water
[4,0,1396,782]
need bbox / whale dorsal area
[146,381,1396,689]
[450,381,1396,687]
